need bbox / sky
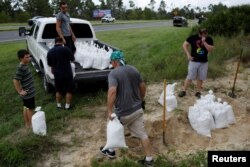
[93,0,250,10]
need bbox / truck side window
[71,23,93,38]
[34,24,40,39]
[29,24,36,36]
[42,24,58,39]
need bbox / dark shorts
[23,97,35,109]
[55,78,75,94]
[64,36,76,54]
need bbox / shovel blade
[228,91,237,98]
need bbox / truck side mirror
[18,27,26,36]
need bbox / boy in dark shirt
[13,49,36,129]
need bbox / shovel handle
[232,48,243,92]
[163,79,167,144]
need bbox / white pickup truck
[21,17,118,92]
[101,16,115,23]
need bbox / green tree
[129,0,135,8]
[108,0,123,17]
[0,11,11,23]
[143,6,156,19]
[23,0,53,17]
[50,0,60,15]
[82,0,96,20]
[99,0,106,9]
[66,0,84,18]
[0,0,14,18]
[15,11,30,22]
[208,2,228,14]
[158,0,167,19]
[148,0,156,11]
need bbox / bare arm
[107,86,117,120]
[202,37,214,52]
[56,19,66,44]
[69,25,76,42]
[139,82,146,100]
[13,79,27,96]
[182,41,193,61]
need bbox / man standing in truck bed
[56,1,76,54]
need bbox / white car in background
[101,16,115,23]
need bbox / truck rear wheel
[41,71,54,93]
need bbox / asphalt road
[0,21,172,43]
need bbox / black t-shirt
[186,34,213,62]
[47,44,75,79]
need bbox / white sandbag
[166,83,177,96]
[80,55,94,69]
[166,95,177,112]
[209,112,216,130]
[213,105,229,129]
[195,98,214,112]
[188,106,212,137]
[74,41,112,70]
[223,102,236,124]
[203,90,216,102]
[102,115,128,150]
[158,83,178,112]
[92,55,102,69]
[101,49,112,70]
[101,55,111,70]
[32,106,47,136]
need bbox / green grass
[96,27,190,83]
[96,26,245,82]
[91,151,207,167]
[0,26,248,166]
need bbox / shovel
[228,48,243,98]
[162,79,167,146]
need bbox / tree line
[0,0,231,23]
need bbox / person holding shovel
[100,51,153,166]
[178,28,214,98]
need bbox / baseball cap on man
[110,50,125,65]
[110,50,124,60]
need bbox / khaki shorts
[119,109,148,139]
[187,61,208,80]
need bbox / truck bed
[39,40,116,82]
[74,62,112,81]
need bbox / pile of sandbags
[188,90,236,137]
[75,41,113,70]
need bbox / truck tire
[43,74,54,93]
[41,71,54,93]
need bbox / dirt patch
[37,61,250,167]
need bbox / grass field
[0,26,248,166]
